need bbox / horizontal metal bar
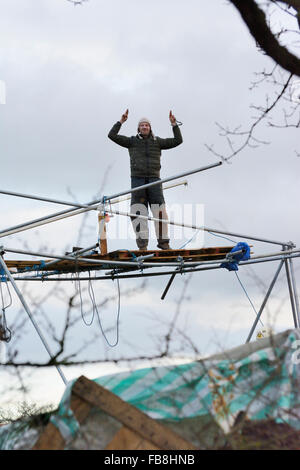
[43,243,99,269]
[3,246,300,272]
[107,162,222,201]
[0,163,221,239]
[204,227,291,247]
[109,208,201,230]
[1,246,144,268]
[0,189,90,209]
[0,179,188,211]
[108,179,188,205]
[104,205,291,247]
[9,250,300,282]
[7,253,300,281]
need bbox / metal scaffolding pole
[246,259,285,343]
[0,163,221,239]
[107,207,291,247]
[0,255,68,385]
[161,267,180,300]
[0,189,90,209]
[1,246,143,268]
[0,179,188,211]
[43,243,99,269]
[288,257,300,327]
[160,249,245,300]
[10,250,300,282]
[284,258,299,328]
[3,246,300,271]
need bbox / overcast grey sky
[1,0,300,408]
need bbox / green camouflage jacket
[108,121,183,178]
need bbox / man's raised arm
[108,109,131,148]
[157,110,183,150]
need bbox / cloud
[0,1,299,409]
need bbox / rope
[90,276,121,348]
[179,229,201,249]
[75,272,121,347]
[207,230,237,244]
[0,273,12,342]
[118,249,138,261]
[179,228,236,250]
[75,273,95,326]
[235,271,264,327]
[207,231,264,326]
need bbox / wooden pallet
[4,246,236,274]
[32,375,196,450]
[104,246,234,261]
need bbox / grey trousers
[130,177,169,248]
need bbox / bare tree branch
[230,0,300,76]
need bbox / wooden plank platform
[4,246,236,274]
[33,375,196,450]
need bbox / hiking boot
[136,241,148,251]
[157,241,171,250]
[65,247,83,255]
[137,246,148,251]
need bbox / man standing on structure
[108,109,183,250]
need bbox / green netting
[1,328,300,449]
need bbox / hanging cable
[0,273,12,309]
[75,272,121,347]
[207,230,237,244]
[235,271,264,327]
[210,232,264,327]
[179,229,201,249]
[89,276,121,348]
[75,273,95,326]
[0,310,11,343]
[0,272,12,342]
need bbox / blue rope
[179,229,236,250]
[179,229,201,249]
[23,260,47,274]
[117,249,138,261]
[207,230,237,244]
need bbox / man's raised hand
[169,110,177,126]
[120,109,129,124]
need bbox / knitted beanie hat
[138,117,151,128]
[137,117,156,139]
